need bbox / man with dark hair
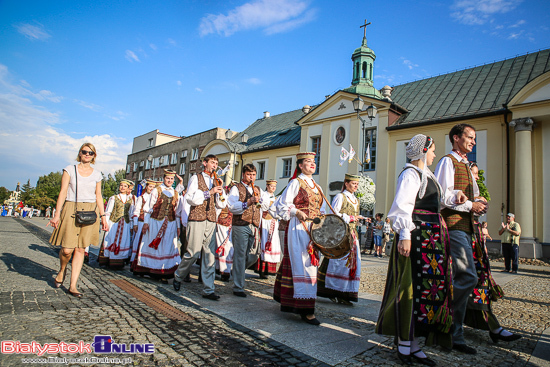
[435,123,487,354]
[173,154,227,300]
[228,163,270,297]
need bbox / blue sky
[1,0,549,190]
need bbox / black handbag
[74,165,97,226]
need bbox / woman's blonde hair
[76,142,97,164]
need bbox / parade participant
[134,169,181,282]
[98,179,135,269]
[173,155,227,300]
[48,143,108,298]
[215,199,234,282]
[465,165,522,343]
[45,206,51,219]
[256,179,281,279]
[434,124,487,354]
[377,134,465,365]
[273,152,326,325]
[130,179,157,269]
[227,163,271,297]
[317,173,363,306]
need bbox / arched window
[355,62,360,80]
[362,62,367,78]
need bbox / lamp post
[225,129,248,182]
[147,154,155,180]
[353,97,377,173]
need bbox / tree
[26,189,56,210]
[477,169,491,202]
[36,171,62,201]
[20,179,35,203]
[0,187,9,204]
[101,169,126,199]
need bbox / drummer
[273,152,326,325]
[317,173,364,306]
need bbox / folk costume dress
[130,191,151,268]
[463,220,504,331]
[99,193,135,269]
[134,184,181,278]
[317,190,361,303]
[256,192,281,276]
[376,164,454,347]
[273,174,326,315]
[215,207,234,277]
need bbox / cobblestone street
[0,216,549,366]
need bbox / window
[154,157,160,168]
[171,153,177,164]
[282,159,292,178]
[126,164,130,173]
[138,171,143,180]
[179,163,186,175]
[363,128,377,171]
[181,150,187,158]
[133,162,138,172]
[145,160,151,169]
[362,62,367,78]
[140,161,144,167]
[311,136,321,174]
[148,138,154,147]
[257,161,265,180]
[191,148,199,161]
[161,155,169,166]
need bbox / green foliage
[20,179,34,203]
[477,169,491,201]
[101,169,126,198]
[36,171,62,202]
[26,189,56,209]
[0,187,9,204]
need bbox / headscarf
[405,134,436,199]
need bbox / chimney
[263,111,270,118]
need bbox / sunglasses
[81,150,95,156]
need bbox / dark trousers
[502,243,519,271]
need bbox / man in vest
[173,154,227,300]
[228,163,270,297]
[435,123,487,354]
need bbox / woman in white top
[376,134,466,365]
[49,143,108,298]
[273,152,326,325]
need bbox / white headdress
[406,134,435,199]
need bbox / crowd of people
[37,123,524,365]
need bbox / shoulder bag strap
[74,165,78,216]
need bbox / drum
[310,214,351,259]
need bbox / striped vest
[440,154,474,233]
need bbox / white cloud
[199,0,314,37]
[125,50,140,62]
[74,99,102,111]
[176,80,182,87]
[246,78,261,85]
[195,87,203,92]
[510,19,526,28]
[149,43,157,51]
[508,30,524,39]
[14,22,51,41]
[0,64,130,188]
[401,58,419,70]
[167,38,178,46]
[451,0,522,25]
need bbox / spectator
[498,213,521,274]
[373,213,384,258]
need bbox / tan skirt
[49,201,100,249]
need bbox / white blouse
[274,174,326,220]
[331,190,358,224]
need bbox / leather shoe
[202,293,220,301]
[501,269,510,272]
[411,350,436,366]
[173,279,181,291]
[233,291,247,298]
[397,351,412,365]
[67,290,83,298]
[183,274,191,283]
[452,343,476,354]
[300,314,321,325]
[490,330,522,343]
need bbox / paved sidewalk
[1,216,549,366]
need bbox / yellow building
[202,35,550,258]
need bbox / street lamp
[353,97,377,172]
[147,154,156,180]
[225,129,237,181]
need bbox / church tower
[344,20,382,99]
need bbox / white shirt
[143,184,180,224]
[105,193,134,221]
[331,190,358,224]
[227,181,270,214]
[64,165,102,203]
[389,164,458,241]
[185,172,227,208]
[434,150,479,212]
[273,174,327,220]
